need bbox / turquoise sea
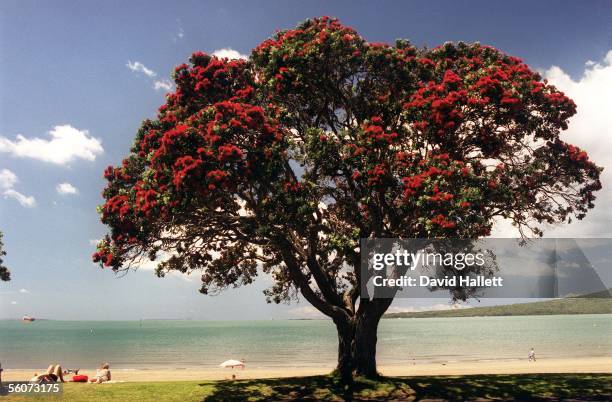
[0,314,610,369]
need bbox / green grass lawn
[3,374,611,401]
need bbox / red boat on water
[22,315,35,322]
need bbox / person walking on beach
[528,348,536,362]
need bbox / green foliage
[0,230,10,281]
[93,19,603,371]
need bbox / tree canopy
[94,16,601,324]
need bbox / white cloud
[10,301,17,305]
[89,239,101,246]
[56,182,78,195]
[133,257,161,271]
[0,125,103,165]
[3,189,36,207]
[127,61,174,92]
[129,252,193,282]
[0,169,36,208]
[19,288,30,294]
[493,51,612,237]
[173,19,184,42]
[543,51,612,237]
[0,169,17,190]
[176,26,184,40]
[167,271,194,282]
[126,61,156,77]
[153,79,174,92]
[212,48,248,60]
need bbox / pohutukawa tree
[95,17,601,379]
[0,230,10,281]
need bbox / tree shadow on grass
[199,375,414,401]
[404,374,612,401]
[199,373,612,401]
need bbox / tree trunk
[353,309,380,377]
[333,304,383,381]
[334,318,355,383]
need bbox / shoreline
[3,357,610,382]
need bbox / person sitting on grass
[89,362,111,383]
[30,364,65,383]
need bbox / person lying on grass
[30,364,65,383]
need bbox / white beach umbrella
[219,359,245,368]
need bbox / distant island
[385,290,612,319]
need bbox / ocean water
[0,315,610,369]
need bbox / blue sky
[1,0,611,320]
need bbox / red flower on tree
[95,18,602,381]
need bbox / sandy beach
[3,357,610,382]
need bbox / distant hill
[385,290,612,319]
